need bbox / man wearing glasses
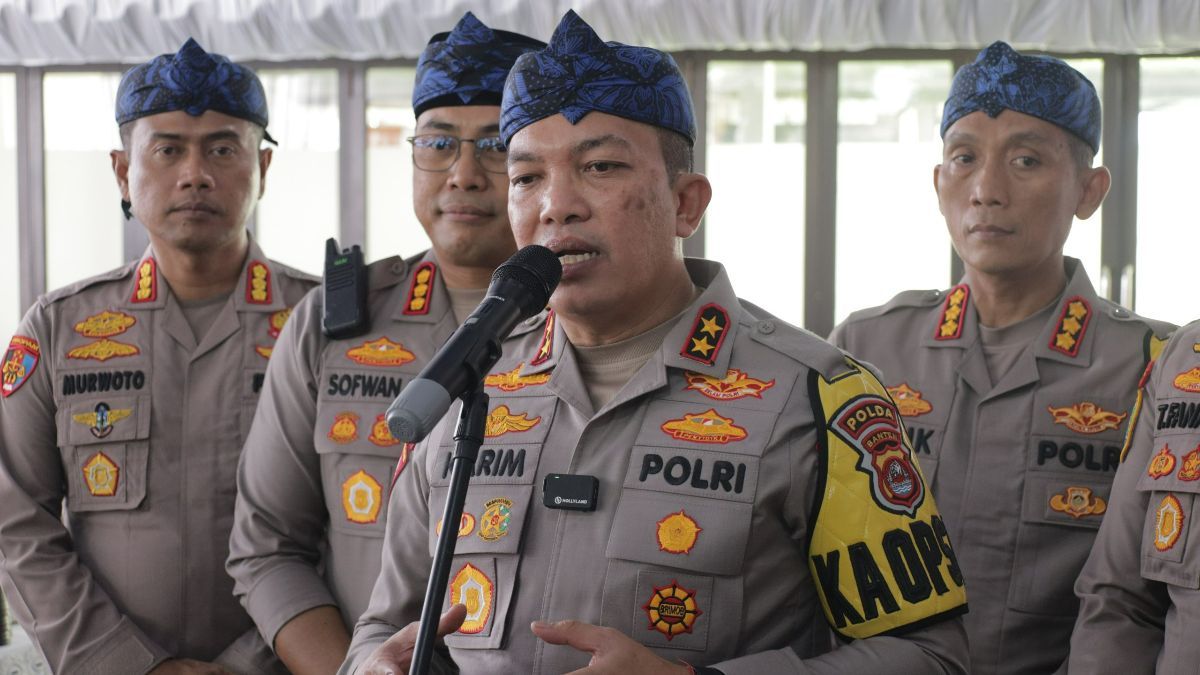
[225,13,543,675]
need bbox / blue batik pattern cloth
[500,10,696,147]
[413,11,544,116]
[941,41,1101,152]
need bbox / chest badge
[72,402,132,439]
[268,308,292,338]
[1155,494,1184,552]
[644,580,702,640]
[886,383,933,417]
[484,405,541,439]
[67,338,140,362]
[1174,367,1200,394]
[255,346,273,359]
[341,470,382,524]
[1049,486,1106,519]
[82,451,119,497]
[660,409,747,444]
[74,311,136,338]
[484,363,550,392]
[1179,445,1200,482]
[345,338,416,367]
[369,414,401,447]
[436,513,476,538]
[1149,445,1177,479]
[478,497,513,541]
[1047,402,1128,434]
[685,369,774,401]
[328,412,360,444]
[656,510,702,554]
[450,563,494,635]
[2,336,40,398]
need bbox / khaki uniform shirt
[228,250,461,645]
[341,259,970,675]
[0,241,316,675]
[1070,319,1200,674]
[830,259,1174,675]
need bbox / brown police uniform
[0,241,315,675]
[829,258,1174,675]
[227,251,459,645]
[1069,319,1200,673]
[340,258,970,675]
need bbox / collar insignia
[75,311,136,338]
[72,402,133,439]
[934,285,969,340]
[1148,445,1176,479]
[1049,486,1106,519]
[67,338,140,362]
[485,362,551,392]
[245,260,272,304]
[130,258,158,303]
[1049,296,1091,357]
[660,409,747,444]
[1174,367,1200,393]
[345,337,416,367]
[886,383,933,417]
[531,310,555,366]
[1047,402,1127,434]
[685,368,774,401]
[403,262,437,315]
[392,443,416,487]
[484,405,541,438]
[680,304,730,366]
[268,308,292,338]
[255,346,273,359]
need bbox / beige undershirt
[179,292,232,343]
[574,317,680,411]
[978,300,1057,385]
[447,287,488,325]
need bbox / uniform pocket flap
[1021,474,1110,530]
[605,488,751,575]
[429,485,534,557]
[59,395,149,446]
[65,442,148,512]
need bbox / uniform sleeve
[227,295,339,646]
[1068,361,1169,673]
[0,308,171,674]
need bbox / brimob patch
[72,402,132,439]
[83,451,120,497]
[934,285,969,340]
[1179,445,1200,482]
[403,262,437,315]
[2,335,40,398]
[67,338,140,362]
[130,258,158,303]
[369,414,401,447]
[1049,296,1091,357]
[660,409,747,444]
[245,260,272,304]
[1049,486,1106,519]
[328,412,360,444]
[484,405,541,438]
[1148,445,1177,479]
[886,383,932,417]
[484,362,550,391]
[679,303,729,366]
[1047,402,1127,434]
[478,497,513,541]
[684,368,774,401]
[1174,367,1200,394]
[644,580,702,640]
[656,510,702,554]
[341,470,383,524]
[1155,494,1184,552]
[829,394,924,516]
[450,563,494,635]
[345,337,416,367]
[74,310,136,338]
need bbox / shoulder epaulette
[366,256,407,292]
[42,262,136,306]
[839,288,947,327]
[747,315,848,380]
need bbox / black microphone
[386,245,562,443]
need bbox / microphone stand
[410,384,489,675]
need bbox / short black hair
[656,127,694,183]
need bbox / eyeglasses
[406,134,507,174]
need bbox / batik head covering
[413,11,545,119]
[941,41,1101,153]
[500,10,695,147]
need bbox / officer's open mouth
[557,251,598,265]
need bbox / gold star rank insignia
[680,304,729,366]
[934,284,969,341]
[403,262,437,315]
[1049,295,1091,357]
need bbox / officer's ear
[256,147,273,199]
[672,172,712,240]
[1074,165,1110,221]
[110,149,131,203]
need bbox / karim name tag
[543,473,599,511]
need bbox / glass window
[1061,58,1104,288]
[1137,57,1200,326]
[0,73,17,344]
[254,69,340,275]
[365,67,424,264]
[43,72,123,293]
[835,61,952,324]
[705,60,806,328]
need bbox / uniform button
[525,316,539,326]
[1112,307,1130,318]
[927,289,943,301]
[389,262,404,275]
[757,320,776,334]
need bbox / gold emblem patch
[485,363,551,392]
[246,261,272,304]
[661,409,747,444]
[1179,445,1200,482]
[680,304,730,366]
[1049,297,1092,357]
[1047,402,1128,434]
[391,443,415,486]
[934,285,969,340]
[130,258,157,303]
[886,383,933,417]
[404,262,437,315]
[644,580,702,640]
[685,369,775,401]
[328,412,359,444]
[255,346,273,359]
[450,562,494,634]
[1149,445,1177,479]
[531,310,555,366]
[345,338,416,367]
[341,470,383,524]
[369,414,401,447]
[82,451,119,497]
[72,402,132,439]
[268,308,292,338]
[74,311,136,338]
[656,510,702,554]
[67,338,141,362]
[484,405,541,438]
[479,498,513,541]
[436,513,476,538]
[1155,494,1184,552]
[1174,367,1200,394]
[1049,486,1106,519]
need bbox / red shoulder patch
[1049,296,1091,357]
[403,262,437,315]
[934,285,969,341]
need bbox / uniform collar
[120,235,286,313]
[391,249,453,326]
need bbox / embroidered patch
[531,310,555,366]
[1049,296,1092,357]
[66,338,140,362]
[886,383,932,417]
[403,262,437,315]
[130,258,157,303]
[391,443,415,487]
[246,260,272,305]
[1047,402,1128,434]
[684,368,775,401]
[1194,343,1200,353]
[644,580,702,640]
[484,405,541,439]
[72,402,132,439]
[478,497,513,541]
[1155,494,1184,552]
[255,346,273,359]
[74,311,136,338]
[2,336,40,398]
[328,412,359,444]
[345,337,416,367]
[1179,445,1200,482]
[268,308,291,339]
[484,363,551,392]
[450,563,494,635]
[934,285,969,340]
[369,414,401,447]
[1049,486,1107,519]
[680,303,730,366]
[1149,445,1177,479]
[436,513,476,538]
[660,409,747,444]
[82,451,119,497]
[828,395,924,516]
[1174,367,1200,394]
[341,470,383,524]
[656,510,702,554]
